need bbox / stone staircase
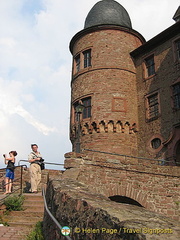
[0,167,63,239]
[0,193,44,239]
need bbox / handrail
[0,165,27,203]
[42,187,72,240]
[18,159,64,168]
[83,148,170,165]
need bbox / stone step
[7,210,43,217]
[23,193,44,201]
[3,216,43,227]
[0,192,45,239]
[23,202,44,209]
[23,206,44,212]
[3,215,43,223]
[22,195,44,213]
[23,199,44,205]
[7,221,35,230]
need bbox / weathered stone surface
[64,158,84,169]
[64,152,180,221]
[62,168,81,179]
[43,178,180,240]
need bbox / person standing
[28,144,42,193]
[3,151,17,194]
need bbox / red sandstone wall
[134,32,180,160]
[64,152,180,221]
[70,28,143,156]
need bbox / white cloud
[0,38,16,48]
[0,0,179,168]
[0,77,55,135]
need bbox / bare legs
[4,177,13,194]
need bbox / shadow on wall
[109,195,143,207]
[135,39,180,165]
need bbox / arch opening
[109,195,143,207]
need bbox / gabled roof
[173,6,180,22]
[130,21,180,58]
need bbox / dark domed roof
[84,0,132,29]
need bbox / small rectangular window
[73,97,92,122]
[75,54,80,73]
[144,55,155,77]
[83,50,91,68]
[172,82,180,110]
[146,93,160,120]
[82,97,91,119]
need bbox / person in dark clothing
[3,151,17,194]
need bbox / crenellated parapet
[70,120,138,140]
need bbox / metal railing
[42,187,72,240]
[1,161,72,238]
[18,159,65,169]
[81,149,180,178]
[0,165,27,204]
[83,148,171,165]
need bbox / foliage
[0,215,9,226]
[4,194,25,211]
[26,221,44,240]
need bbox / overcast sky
[0,0,179,169]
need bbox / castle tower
[69,0,145,155]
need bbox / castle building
[69,0,180,166]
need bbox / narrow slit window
[75,54,80,73]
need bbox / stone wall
[133,27,180,161]
[14,166,63,192]
[63,152,180,221]
[70,26,143,156]
[43,177,180,240]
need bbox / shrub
[4,194,24,211]
[26,221,44,240]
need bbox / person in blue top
[3,151,17,194]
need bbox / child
[3,151,17,194]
